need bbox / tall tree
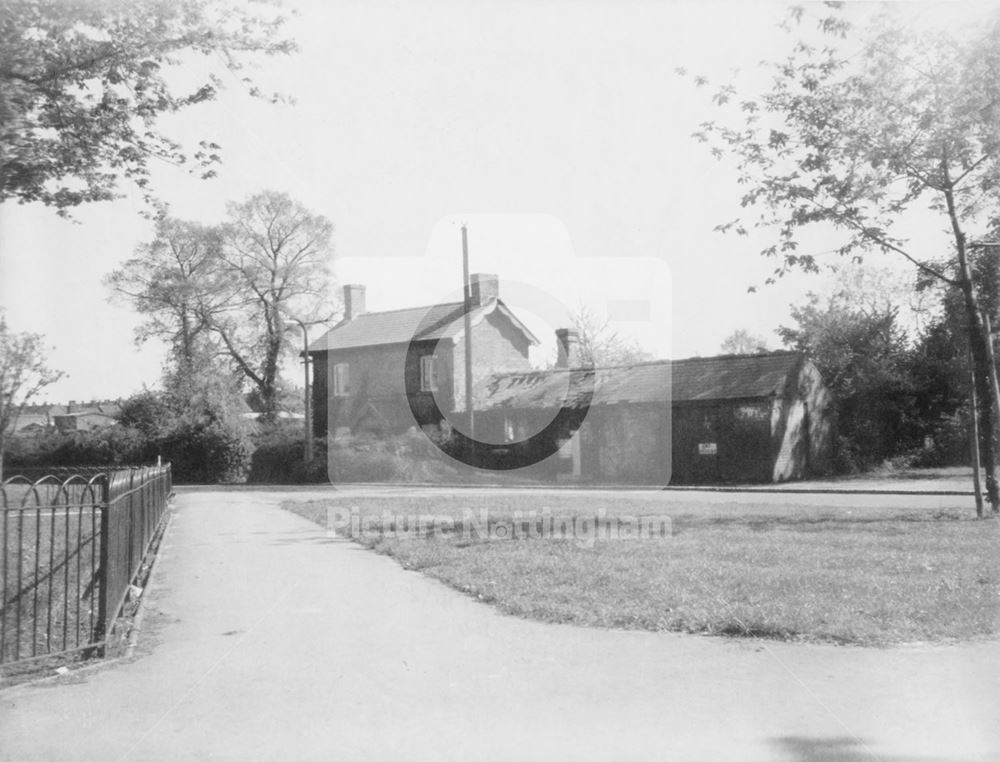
[105,215,230,377]
[567,304,653,367]
[779,291,915,470]
[684,5,1000,511]
[207,191,334,419]
[107,193,335,418]
[0,0,295,214]
[0,312,63,481]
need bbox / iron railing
[0,465,172,667]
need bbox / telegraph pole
[462,224,475,448]
[285,319,313,464]
[969,241,1000,514]
[969,345,985,519]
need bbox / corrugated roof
[672,352,804,401]
[308,299,538,352]
[478,352,805,409]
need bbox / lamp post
[285,319,314,463]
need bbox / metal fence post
[95,473,111,647]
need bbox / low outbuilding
[476,349,833,484]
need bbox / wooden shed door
[692,410,721,483]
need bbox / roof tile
[308,299,538,351]
[479,352,805,409]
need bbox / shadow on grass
[769,735,950,761]
[674,511,969,532]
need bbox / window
[420,355,437,391]
[333,363,350,397]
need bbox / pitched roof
[478,352,806,410]
[52,410,118,420]
[308,299,538,352]
[672,352,805,401]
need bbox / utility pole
[462,224,475,449]
[969,241,1000,513]
[982,311,1000,514]
[969,345,985,519]
[285,319,313,464]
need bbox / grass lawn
[283,493,1000,646]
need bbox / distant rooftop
[18,400,122,417]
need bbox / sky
[0,0,993,402]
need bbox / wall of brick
[590,405,667,482]
[451,310,532,412]
[770,358,833,481]
[312,340,455,436]
[770,396,806,482]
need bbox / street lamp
[284,319,314,464]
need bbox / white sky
[0,0,993,402]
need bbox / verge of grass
[2,506,100,665]
[282,493,1000,646]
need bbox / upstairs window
[333,363,350,397]
[420,355,437,391]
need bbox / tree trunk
[259,384,277,422]
[258,333,283,422]
[180,307,193,369]
[968,348,985,518]
[958,268,1000,510]
[981,312,1000,515]
[945,173,1000,513]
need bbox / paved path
[2,490,998,761]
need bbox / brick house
[307,276,538,438]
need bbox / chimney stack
[469,273,499,307]
[555,329,579,368]
[343,284,366,321]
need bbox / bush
[7,407,475,485]
[910,411,970,468]
[117,391,172,438]
[6,426,151,470]
[328,447,405,482]
[248,423,328,483]
[157,418,253,484]
[325,428,465,483]
[7,420,252,484]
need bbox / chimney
[555,329,579,368]
[469,273,499,307]
[68,400,76,413]
[343,284,366,321]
